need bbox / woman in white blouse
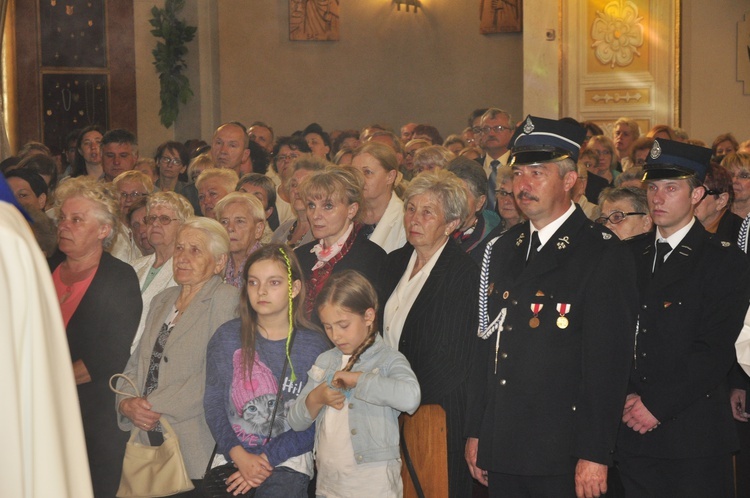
[380,169,480,497]
[351,142,407,253]
[130,191,193,352]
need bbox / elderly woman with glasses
[695,163,743,242]
[113,170,154,263]
[130,191,195,352]
[596,187,653,240]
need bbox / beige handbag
[110,374,195,498]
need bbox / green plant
[150,0,196,128]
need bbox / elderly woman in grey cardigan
[116,217,239,489]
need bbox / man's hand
[575,459,607,498]
[621,394,660,433]
[731,388,748,422]
[465,437,488,486]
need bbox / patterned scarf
[304,223,361,318]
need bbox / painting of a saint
[480,0,522,35]
[290,0,340,41]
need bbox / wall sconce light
[393,0,420,13]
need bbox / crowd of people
[4,109,750,498]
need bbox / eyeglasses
[158,156,182,166]
[732,172,750,180]
[595,211,646,225]
[145,215,180,225]
[119,191,147,201]
[703,188,725,197]
[276,153,300,163]
[495,189,514,198]
[478,125,512,135]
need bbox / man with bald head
[211,122,250,173]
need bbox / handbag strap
[204,330,297,474]
[400,421,426,498]
[109,373,140,398]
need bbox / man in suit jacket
[474,108,514,212]
[615,139,750,497]
[465,116,638,497]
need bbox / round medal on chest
[529,316,540,328]
[556,316,569,329]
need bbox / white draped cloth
[735,303,750,377]
[0,201,93,497]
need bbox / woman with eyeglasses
[723,152,750,219]
[130,191,195,353]
[112,170,154,263]
[586,135,620,185]
[596,186,653,240]
[695,162,743,243]
[154,141,191,193]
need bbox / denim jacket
[288,335,421,464]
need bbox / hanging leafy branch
[150,0,197,128]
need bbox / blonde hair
[187,153,214,182]
[113,170,154,192]
[413,145,456,173]
[54,176,120,249]
[146,191,194,222]
[196,168,239,192]
[299,166,364,223]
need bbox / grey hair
[178,217,230,262]
[147,191,194,222]
[403,169,469,223]
[54,176,120,249]
[598,186,648,214]
[480,108,514,129]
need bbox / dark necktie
[526,231,541,266]
[488,159,500,210]
[653,241,672,274]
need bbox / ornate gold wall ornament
[591,0,644,68]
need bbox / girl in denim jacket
[288,270,421,497]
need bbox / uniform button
[705,393,712,398]
[349,403,354,409]
[641,304,648,309]
[640,352,646,358]
[641,328,647,334]
[356,455,363,462]
[164,356,168,363]
[505,325,513,331]
[677,301,682,306]
[572,405,576,411]
[499,379,507,385]
[501,353,508,359]
[511,299,518,306]
[640,376,647,382]
[351,429,358,435]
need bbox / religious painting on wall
[289,0,340,41]
[480,0,522,34]
[39,0,107,67]
[41,74,108,148]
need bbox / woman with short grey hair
[117,217,239,491]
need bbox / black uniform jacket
[466,206,638,475]
[617,221,750,459]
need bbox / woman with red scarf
[294,165,386,326]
